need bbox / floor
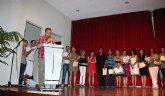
[0,86,165,96]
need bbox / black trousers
[97,67,105,87]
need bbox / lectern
[43,44,63,91]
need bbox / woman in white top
[130,49,139,87]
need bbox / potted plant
[0,26,20,65]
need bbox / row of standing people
[61,46,165,89]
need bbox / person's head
[122,50,127,56]
[30,40,36,47]
[130,49,137,56]
[66,46,70,52]
[108,49,112,55]
[71,46,76,53]
[90,50,94,56]
[140,49,145,55]
[149,48,155,56]
[23,40,28,47]
[99,48,104,54]
[45,27,52,38]
[116,50,120,56]
[161,46,165,53]
[80,49,86,56]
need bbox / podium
[43,44,63,91]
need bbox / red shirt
[37,35,55,58]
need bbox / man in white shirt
[24,40,37,86]
[61,46,70,86]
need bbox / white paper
[108,69,114,74]
[102,68,107,75]
[73,61,78,67]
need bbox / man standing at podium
[37,27,55,88]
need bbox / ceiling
[45,0,165,20]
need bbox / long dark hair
[138,49,145,62]
[130,49,137,55]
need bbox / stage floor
[0,86,165,96]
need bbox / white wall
[0,0,71,85]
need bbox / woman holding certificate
[138,49,147,88]
[114,50,123,88]
[148,48,160,89]
[68,47,79,86]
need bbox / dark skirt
[139,67,148,76]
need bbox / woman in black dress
[138,49,147,88]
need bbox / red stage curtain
[154,8,165,53]
[71,11,162,86]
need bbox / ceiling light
[125,1,130,4]
[76,10,80,12]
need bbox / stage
[0,86,165,96]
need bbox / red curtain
[154,8,165,53]
[71,10,165,86]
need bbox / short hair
[45,27,52,32]
[30,40,35,43]
[130,49,137,55]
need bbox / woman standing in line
[138,49,147,88]
[87,50,97,87]
[114,50,123,88]
[122,50,131,88]
[130,49,139,88]
[147,48,160,89]
[68,47,79,86]
[104,49,114,88]
[79,49,88,86]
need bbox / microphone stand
[6,39,24,86]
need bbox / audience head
[161,46,165,53]
[45,27,52,38]
[130,49,137,55]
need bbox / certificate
[73,61,78,67]
[102,68,107,75]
